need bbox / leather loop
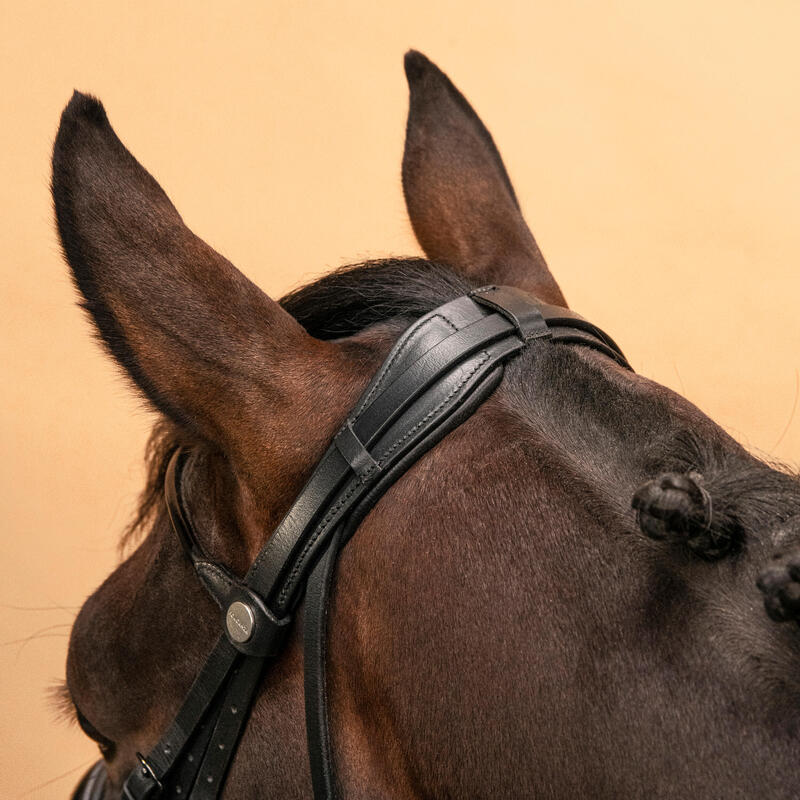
[194,561,237,609]
[334,420,379,477]
[470,286,551,342]
[165,449,203,563]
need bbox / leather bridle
[71,286,630,800]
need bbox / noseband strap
[118,286,630,799]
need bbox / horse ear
[52,92,340,474]
[402,51,566,306]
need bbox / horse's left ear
[402,51,566,306]
[51,92,348,498]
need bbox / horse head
[55,52,800,798]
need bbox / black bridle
[72,286,630,800]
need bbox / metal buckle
[135,752,163,791]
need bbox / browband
[105,286,630,800]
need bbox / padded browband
[116,287,631,800]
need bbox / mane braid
[646,429,800,542]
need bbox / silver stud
[226,601,255,643]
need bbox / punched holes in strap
[469,286,551,343]
[334,420,379,478]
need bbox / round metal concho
[226,601,255,643]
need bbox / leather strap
[122,637,239,798]
[185,655,266,798]
[121,287,631,799]
[304,526,344,799]
[246,301,521,612]
[538,302,630,370]
[303,359,507,799]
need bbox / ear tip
[52,92,114,197]
[54,91,110,159]
[61,90,109,131]
[404,49,437,85]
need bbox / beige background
[2,1,800,796]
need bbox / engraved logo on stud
[226,601,255,643]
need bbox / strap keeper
[470,285,551,343]
[334,420,379,477]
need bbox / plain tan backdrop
[2,1,800,796]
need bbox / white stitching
[354,313,457,418]
[376,352,489,462]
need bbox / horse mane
[280,257,471,339]
[121,258,470,549]
[641,429,800,548]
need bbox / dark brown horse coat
[54,51,800,798]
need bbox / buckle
[121,753,163,799]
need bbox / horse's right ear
[51,92,343,480]
[402,51,566,306]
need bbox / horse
[53,50,800,799]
